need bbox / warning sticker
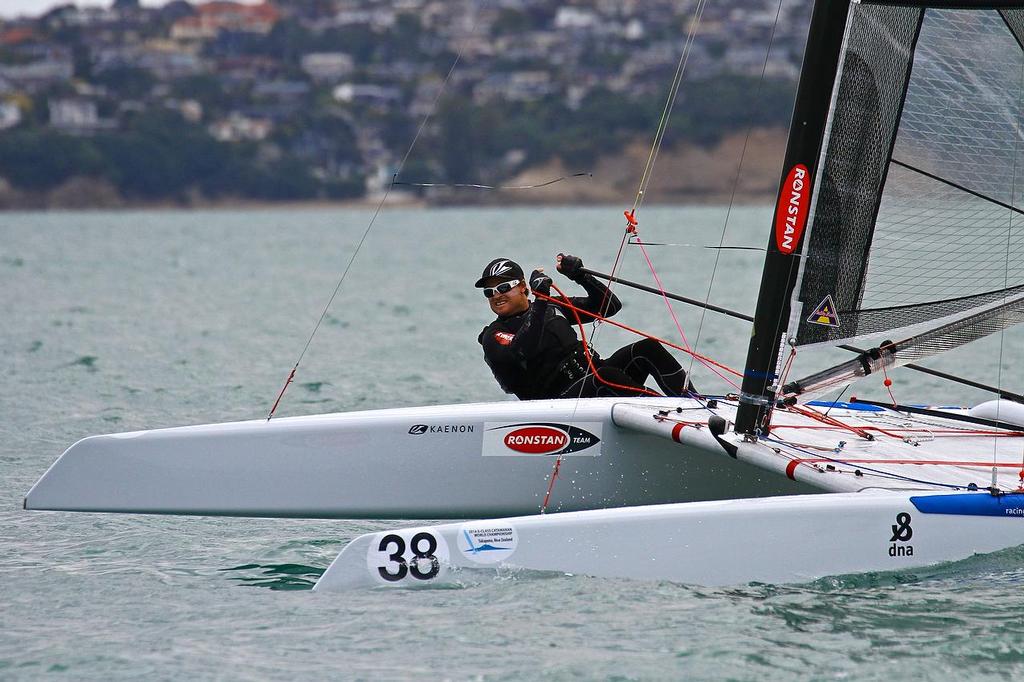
[807,295,840,327]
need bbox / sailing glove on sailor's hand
[530,269,552,296]
[556,253,585,281]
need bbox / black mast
[734,0,853,436]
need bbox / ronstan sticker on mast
[774,164,810,255]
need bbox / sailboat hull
[314,491,1024,591]
[24,398,810,519]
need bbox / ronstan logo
[485,422,601,456]
[494,331,515,346]
[774,164,810,255]
[503,426,568,454]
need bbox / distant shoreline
[0,128,786,211]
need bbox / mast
[734,0,853,436]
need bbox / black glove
[530,269,552,296]
[556,253,584,280]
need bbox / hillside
[0,127,787,209]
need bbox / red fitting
[623,209,638,233]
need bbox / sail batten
[889,158,1024,217]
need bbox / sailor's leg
[558,367,648,398]
[603,339,693,396]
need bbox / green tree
[0,130,106,190]
[491,8,530,36]
[436,94,480,182]
[92,67,156,99]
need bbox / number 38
[376,532,441,582]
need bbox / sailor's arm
[557,253,622,317]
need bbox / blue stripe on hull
[911,493,1024,517]
[806,400,884,412]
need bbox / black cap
[474,258,525,287]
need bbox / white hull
[314,490,1024,591]
[24,397,811,519]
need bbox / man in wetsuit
[476,254,694,400]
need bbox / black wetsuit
[479,274,693,399]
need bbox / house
[171,1,279,40]
[410,79,443,118]
[48,98,115,133]
[0,101,21,130]
[0,26,42,47]
[330,9,396,30]
[214,55,283,85]
[163,98,203,122]
[473,71,556,105]
[0,45,73,90]
[208,111,272,142]
[93,44,204,80]
[252,80,310,100]
[300,53,354,83]
[332,83,402,107]
[554,6,598,30]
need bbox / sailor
[476,254,695,399]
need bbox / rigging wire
[393,173,592,190]
[631,235,742,388]
[552,282,668,397]
[688,0,787,382]
[265,15,475,421]
[627,240,765,250]
[763,435,981,491]
[581,0,712,359]
[1002,53,1024,487]
[630,0,709,215]
[540,280,661,515]
[532,290,743,379]
[542,6,715,497]
[585,0,710,352]
[821,383,852,419]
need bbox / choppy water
[4,206,1024,680]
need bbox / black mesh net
[792,4,1024,357]
[891,294,1024,364]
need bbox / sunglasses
[483,279,522,298]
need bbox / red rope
[783,457,1024,468]
[266,365,296,421]
[769,424,1024,437]
[778,347,797,390]
[540,456,563,513]
[549,282,661,397]
[786,404,880,440]
[533,290,743,379]
[629,225,741,390]
[595,231,630,324]
[881,363,898,407]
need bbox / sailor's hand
[530,268,552,296]
[556,253,584,280]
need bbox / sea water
[3,206,1024,680]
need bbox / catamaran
[26,0,1024,590]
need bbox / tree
[0,131,106,190]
